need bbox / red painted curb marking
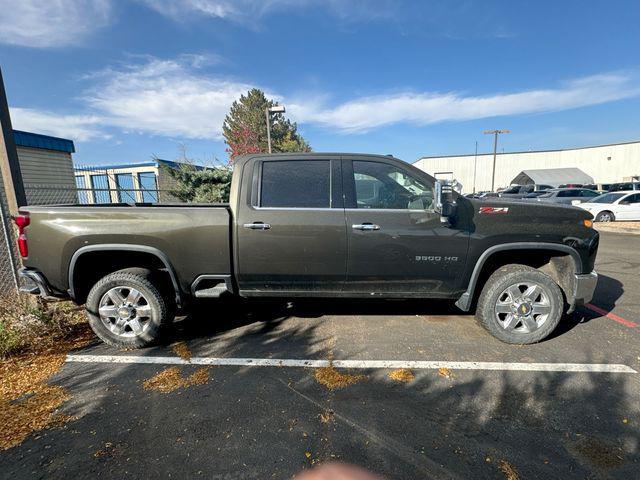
[584,303,638,328]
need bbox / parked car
[497,184,554,199]
[527,188,600,205]
[16,153,599,346]
[522,191,549,199]
[577,190,640,222]
[609,181,640,192]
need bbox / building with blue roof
[13,130,77,205]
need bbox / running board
[191,274,233,298]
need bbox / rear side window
[580,190,598,197]
[260,160,330,208]
[557,190,577,197]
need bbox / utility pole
[483,129,509,191]
[265,105,286,154]
[472,141,478,194]
[0,67,26,214]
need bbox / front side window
[623,193,640,204]
[353,161,433,210]
[557,190,577,198]
[261,160,330,208]
[580,190,599,198]
[592,193,625,204]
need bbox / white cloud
[85,56,257,139]
[9,107,107,141]
[288,73,640,132]
[10,55,640,144]
[139,0,396,23]
[0,0,111,48]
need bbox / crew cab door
[235,157,346,294]
[343,157,469,295]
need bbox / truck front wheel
[475,264,564,344]
[85,268,172,348]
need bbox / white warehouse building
[413,139,640,193]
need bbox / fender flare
[68,244,182,306]
[455,242,582,311]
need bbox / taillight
[13,214,29,257]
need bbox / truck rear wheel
[85,268,172,348]
[475,264,564,344]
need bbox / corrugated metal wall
[414,141,640,193]
[18,146,78,204]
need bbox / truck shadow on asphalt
[8,311,638,480]
[168,272,624,347]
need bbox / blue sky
[1,0,639,166]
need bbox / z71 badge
[479,207,509,214]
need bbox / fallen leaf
[498,459,520,480]
[388,368,415,383]
[314,367,365,390]
[438,367,452,378]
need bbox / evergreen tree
[223,88,311,161]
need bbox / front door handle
[352,223,380,231]
[243,222,271,230]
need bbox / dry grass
[143,366,210,393]
[314,366,365,390]
[0,301,94,450]
[498,460,520,480]
[388,368,415,383]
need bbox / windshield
[590,193,626,204]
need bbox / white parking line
[65,354,638,374]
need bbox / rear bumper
[18,268,59,300]
[573,270,598,306]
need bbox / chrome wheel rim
[99,286,152,337]
[599,213,612,222]
[494,282,551,333]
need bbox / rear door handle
[243,222,271,230]
[352,223,380,231]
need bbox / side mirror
[435,180,457,224]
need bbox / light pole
[266,105,286,153]
[483,129,509,191]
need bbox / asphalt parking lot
[2,230,639,479]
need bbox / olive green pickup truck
[16,153,599,347]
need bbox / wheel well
[71,250,177,305]
[472,249,576,309]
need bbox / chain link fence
[0,176,19,295]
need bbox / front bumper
[573,270,598,306]
[18,268,58,300]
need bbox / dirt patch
[388,368,415,383]
[171,342,191,361]
[314,367,365,390]
[143,366,210,393]
[498,459,520,480]
[570,436,626,470]
[0,317,94,451]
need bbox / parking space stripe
[65,354,637,373]
[585,303,638,328]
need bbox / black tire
[475,264,564,344]
[595,211,615,222]
[85,268,172,348]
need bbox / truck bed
[20,204,232,297]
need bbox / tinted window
[353,161,433,210]
[580,190,599,197]
[557,190,578,198]
[501,186,520,194]
[261,160,330,208]
[624,194,640,204]
[591,193,626,204]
